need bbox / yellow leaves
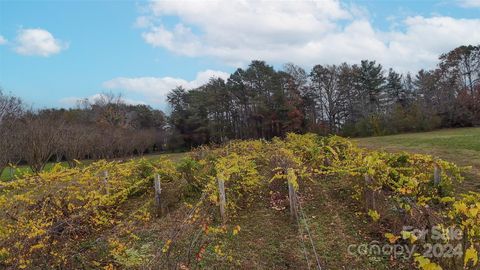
[324,145,339,161]
[0,134,471,269]
[214,245,224,256]
[129,233,140,241]
[384,233,400,244]
[207,151,262,214]
[133,209,151,222]
[91,213,110,226]
[401,231,418,244]
[368,209,380,222]
[103,263,115,270]
[399,202,412,212]
[454,202,469,215]
[414,254,442,270]
[67,203,76,211]
[29,242,45,252]
[232,225,241,236]
[468,207,479,218]
[50,162,66,173]
[209,193,218,204]
[0,157,164,267]
[398,187,412,195]
[26,223,47,239]
[464,245,478,267]
[18,258,31,269]
[12,192,35,205]
[109,238,127,255]
[449,193,480,247]
[162,239,172,253]
[0,247,9,259]
[205,225,227,235]
[439,196,455,203]
[215,153,260,185]
[286,168,299,191]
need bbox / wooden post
[102,170,109,194]
[433,163,441,186]
[154,173,162,216]
[288,180,298,220]
[324,157,332,167]
[217,177,226,223]
[364,174,375,210]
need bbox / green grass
[355,127,480,192]
[0,152,187,181]
[143,152,187,163]
[0,162,69,181]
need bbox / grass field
[355,127,480,192]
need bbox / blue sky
[0,0,479,111]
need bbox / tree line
[168,45,479,147]
[0,93,167,175]
[1,44,478,173]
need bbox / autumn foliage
[0,134,478,269]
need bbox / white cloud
[14,28,68,56]
[380,16,480,70]
[0,35,7,45]
[102,70,230,108]
[138,0,480,71]
[134,16,153,28]
[458,0,480,8]
[60,93,146,107]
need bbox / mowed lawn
[0,152,187,181]
[355,127,480,192]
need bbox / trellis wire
[152,191,207,268]
[294,191,322,270]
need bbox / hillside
[1,133,477,269]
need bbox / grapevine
[0,133,477,269]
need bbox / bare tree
[19,113,62,173]
[310,64,347,132]
[0,89,23,123]
[0,122,14,177]
[132,129,157,156]
[62,124,91,167]
[0,90,24,176]
[91,92,128,127]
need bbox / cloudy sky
[0,0,479,111]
